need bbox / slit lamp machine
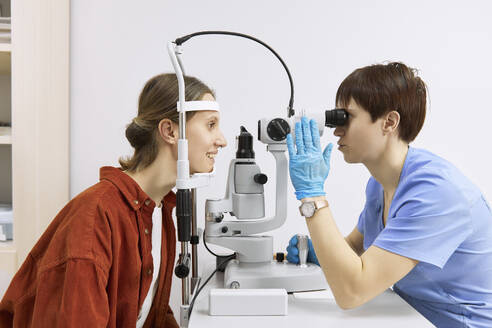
[167,31,348,327]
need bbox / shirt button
[145,199,151,206]
[147,268,152,276]
[144,228,149,235]
[133,200,139,205]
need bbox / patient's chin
[190,166,213,175]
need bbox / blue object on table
[286,234,320,266]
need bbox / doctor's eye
[208,121,216,129]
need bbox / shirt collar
[399,146,415,182]
[99,166,176,211]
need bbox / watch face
[301,202,316,217]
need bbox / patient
[0,74,227,327]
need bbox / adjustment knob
[253,173,268,185]
[274,252,285,263]
[174,264,189,278]
[267,118,290,141]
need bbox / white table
[189,269,434,327]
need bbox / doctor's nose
[333,126,345,137]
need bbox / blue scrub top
[357,147,492,328]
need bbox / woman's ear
[158,119,178,145]
[382,110,400,135]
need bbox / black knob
[215,214,224,223]
[275,252,285,263]
[254,173,268,185]
[221,226,228,234]
[174,264,190,278]
[267,118,290,141]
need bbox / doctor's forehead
[337,98,355,110]
[336,104,356,113]
[345,99,365,112]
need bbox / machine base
[224,260,329,292]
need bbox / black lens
[236,126,255,159]
[325,109,348,128]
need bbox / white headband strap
[178,100,220,112]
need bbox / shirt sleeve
[356,207,366,235]
[31,258,110,327]
[373,168,473,268]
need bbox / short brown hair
[336,62,427,143]
[119,73,215,172]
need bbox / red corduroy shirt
[0,167,179,328]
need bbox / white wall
[71,0,492,316]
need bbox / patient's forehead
[200,93,215,101]
[191,110,220,121]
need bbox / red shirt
[0,167,179,328]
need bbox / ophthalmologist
[285,62,492,328]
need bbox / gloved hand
[286,117,333,200]
[286,235,319,266]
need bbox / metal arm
[205,144,288,237]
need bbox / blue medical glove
[286,235,319,266]
[286,117,333,200]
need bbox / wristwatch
[299,199,329,218]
